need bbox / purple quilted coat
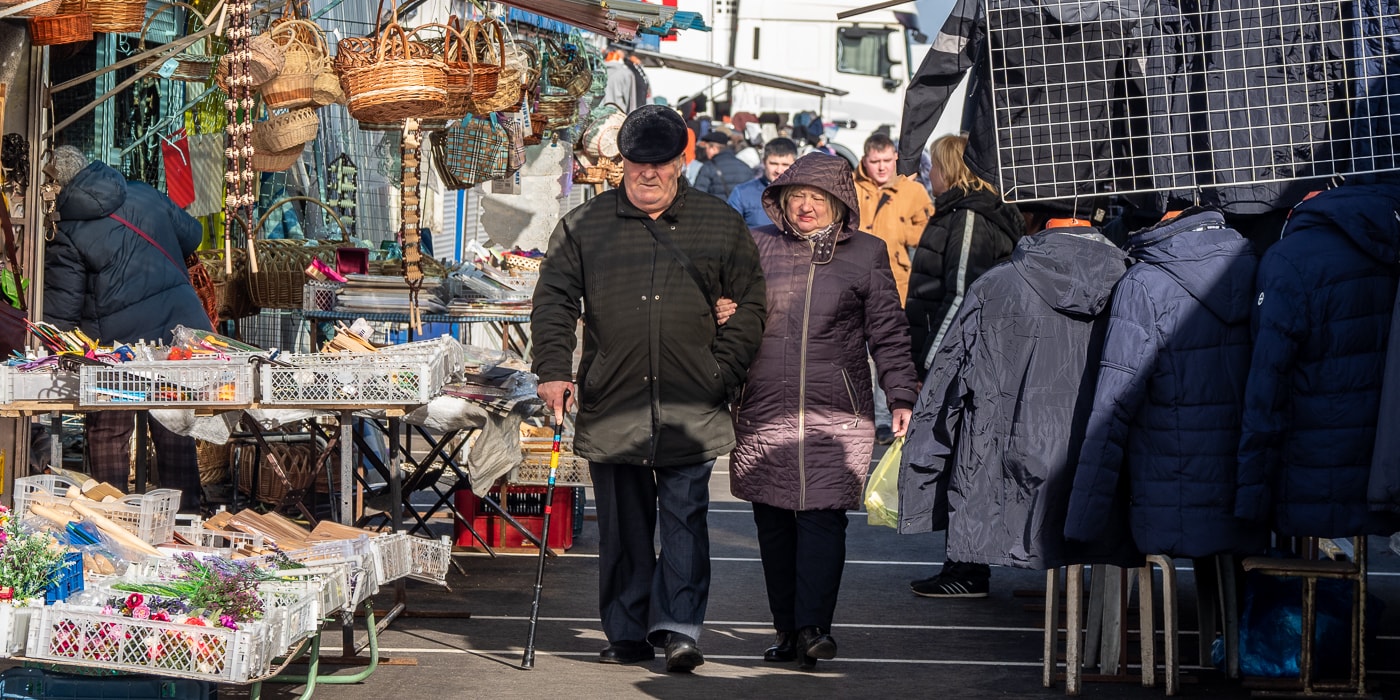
[729,153,919,511]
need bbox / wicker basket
[254,107,319,153]
[416,22,472,121]
[471,32,529,115]
[28,0,92,46]
[196,439,230,485]
[524,110,546,146]
[537,93,578,130]
[252,142,306,172]
[196,245,259,321]
[462,18,504,100]
[1,0,61,18]
[135,2,216,82]
[267,19,328,75]
[260,72,314,109]
[216,34,283,92]
[310,60,344,107]
[80,0,142,33]
[343,21,447,124]
[248,197,350,310]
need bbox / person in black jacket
[693,131,755,199]
[904,134,1024,599]
[532,106,767,673]
[44,146,212,512]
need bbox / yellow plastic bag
[864,436,902,528]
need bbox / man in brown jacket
[854,132,934,304]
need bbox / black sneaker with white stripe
[910,572,990,598]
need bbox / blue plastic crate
[0,668,212,699]
[43,553,83,605]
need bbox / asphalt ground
[222,452,1400,699]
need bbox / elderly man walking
[531,105,767,673]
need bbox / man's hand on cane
[539,380,577,423]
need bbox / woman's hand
[714,296,737,325]
[891,407,913,437]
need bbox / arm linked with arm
[711,223,766,392]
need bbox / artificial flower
[132,605,150,620]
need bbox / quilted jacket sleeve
[1066,276,1159,542]
[42,227,86,331]
[530,217,584,384]
[712,220,767,392]
[1236,254,1307,522]
[864,246,919,410]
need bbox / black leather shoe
[664,633,705,672]
[599,640,655,664]
[763,631,797,662]
[797,626,837,669]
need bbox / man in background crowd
[854,132,934,443]
[693,131,755,199]
[726,138,798,228]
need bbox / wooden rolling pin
[69,501,163,557]
[29,503,77,527]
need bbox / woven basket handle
[254,196,351,244]
[373,19,412,64]
[476,17,506,70]
[418,21,472,79]
[138,1,210,52]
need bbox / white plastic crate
[251,538,378,605]
[0,604,36,658]
[369,533,413,585]
[273,563,353,616]
[27,603,273,683]
[172,516,267,553]
[408,536,452,585]
[258,583,321,651]
[0,365,79,404]
[79,359,256,407]
[379,336,466,377]
[14,475,180,545]
[258,349,451,405]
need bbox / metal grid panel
[983,0,1400,203]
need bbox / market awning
[629,48,849,98]
[496,0,708,41]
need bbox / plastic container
[368,532,413,585]
[13,475,181,546]
[408,536,452,585]
[0,667,213,700]
[0,366,80,404]
[454,486,574,552]
[44,552,84,605]
[257,348,452,405]
[258,583,321,651]
[27,603,273,683]
[78,359,256,407]
[0,604,38,658]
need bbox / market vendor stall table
[301,311,532,358]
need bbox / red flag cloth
[161,130,196,209]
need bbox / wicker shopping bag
[440,114,510,188]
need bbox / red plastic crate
[454,486,574,552]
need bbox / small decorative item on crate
[27,0,92,47]
[343,21,448,124]
[76,0,142,33]
[0,0,61,18]
[136,3,217,83]
[253,107,319,153]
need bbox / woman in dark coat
[904,134,1024,599]
[729,152,919,669]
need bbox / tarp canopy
[629,48,849,98]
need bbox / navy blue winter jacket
[726,175,773,228]
[1067,210,1267,557]
[1237,185,1400,538]
[44,161,211,343]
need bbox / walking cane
[522,389,568,670]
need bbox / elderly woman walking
[729,152,919,669]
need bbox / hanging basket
[542,36,592,99]
[28,0,92,46]
[254,108,320,153]
[136,2,217,83]
[420,21,473,121]
[1,0,62,18]
[343,22,447,124]
[537,93,578,130]
[311,65,345,107]
[267,19,328,75]
[216,34,284,92]
[261,72,315,109]
[462,18,504,100]
[196,243,259,322]
[76,0,142,33]
[252,143,306,173]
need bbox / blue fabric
[726,176,772,228]
[1067,210,1267,557]
[1237,184,1400,538]
[44,161,211,343]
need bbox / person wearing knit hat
[532,103,768,674]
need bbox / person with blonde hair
[904,133,1025,598]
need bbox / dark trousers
[590,460,714,646]
[752,502,849,633]
[941,560,992,582]
[85,411,202,511]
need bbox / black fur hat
[617,105,688,164]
